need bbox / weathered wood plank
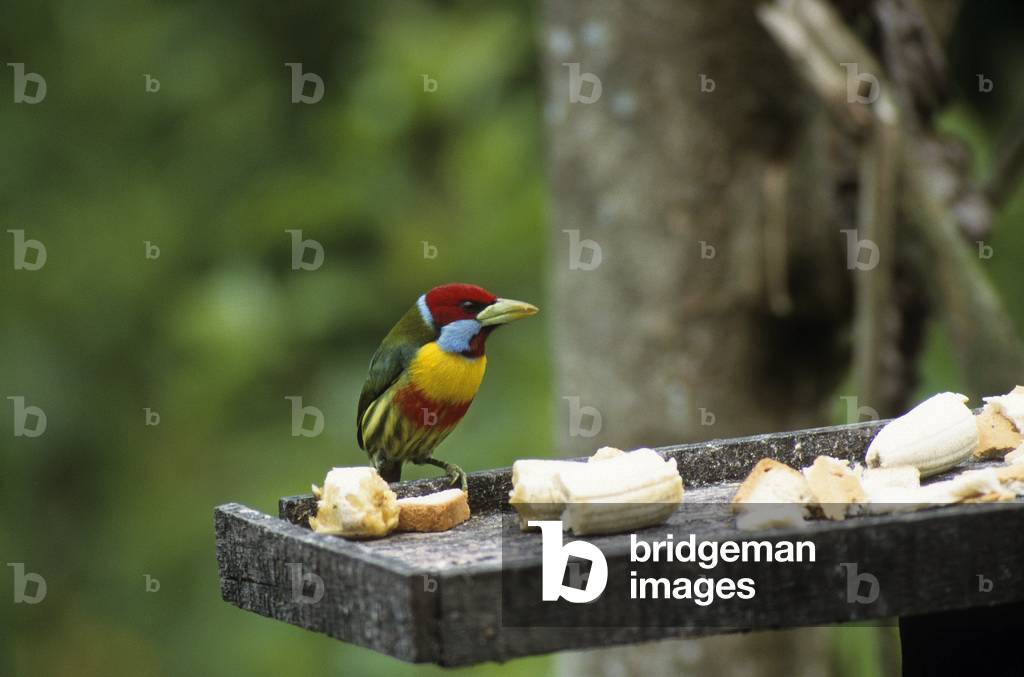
[217,420,1024,666]
[659,418,886,487]
[215,503,440,663]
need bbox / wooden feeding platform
[214,419,1024,667]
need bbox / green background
[1,2,1021,676]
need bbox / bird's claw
[416,457,468,492]
[448,468,468,492]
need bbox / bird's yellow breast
[407,342,487,403]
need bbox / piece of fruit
[557,448,684,535]
[866,467,1015,513]
[588,446,626,463]
[865,392,977,477]
[983,385,1024,431]
[508,459,589,526]
[995,462,1024,494]
[859,466,920,502]
[308,467,400,538]
[508,447,637,529]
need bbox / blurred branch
[758,0,1024,398]
[762,163,793,316]
[757,1,876,135]
[986,122,1024,210]
[904,138,1024,391]
[759,0,901,409]
[874,0,949,121]
[853,117,900,408]
[874,0,993,243]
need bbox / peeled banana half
[865,392,978,477]
[509,447,684,535]
[508,458,590,524]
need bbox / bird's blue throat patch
[437,319,482,354]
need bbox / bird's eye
[460,300,482,313]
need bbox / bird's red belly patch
[393,384,471,429]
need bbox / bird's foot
[418,458,468,492]
[440,462,468,492]
[449,466,468,493]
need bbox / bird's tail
[375,457,403,483]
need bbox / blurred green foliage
[1,1,549,675]
[2,2,1022,677]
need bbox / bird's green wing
[356,303,435,450]
[356,341,415,449]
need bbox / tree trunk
[543,1,851,675]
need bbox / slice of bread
[803,456,866,520]
[973,403,1022,460]
[396,489,470,532]
[731,458,812,512]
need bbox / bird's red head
[423,283,497,328]
[417,283,538,356]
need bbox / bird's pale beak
[476,298,539,326]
